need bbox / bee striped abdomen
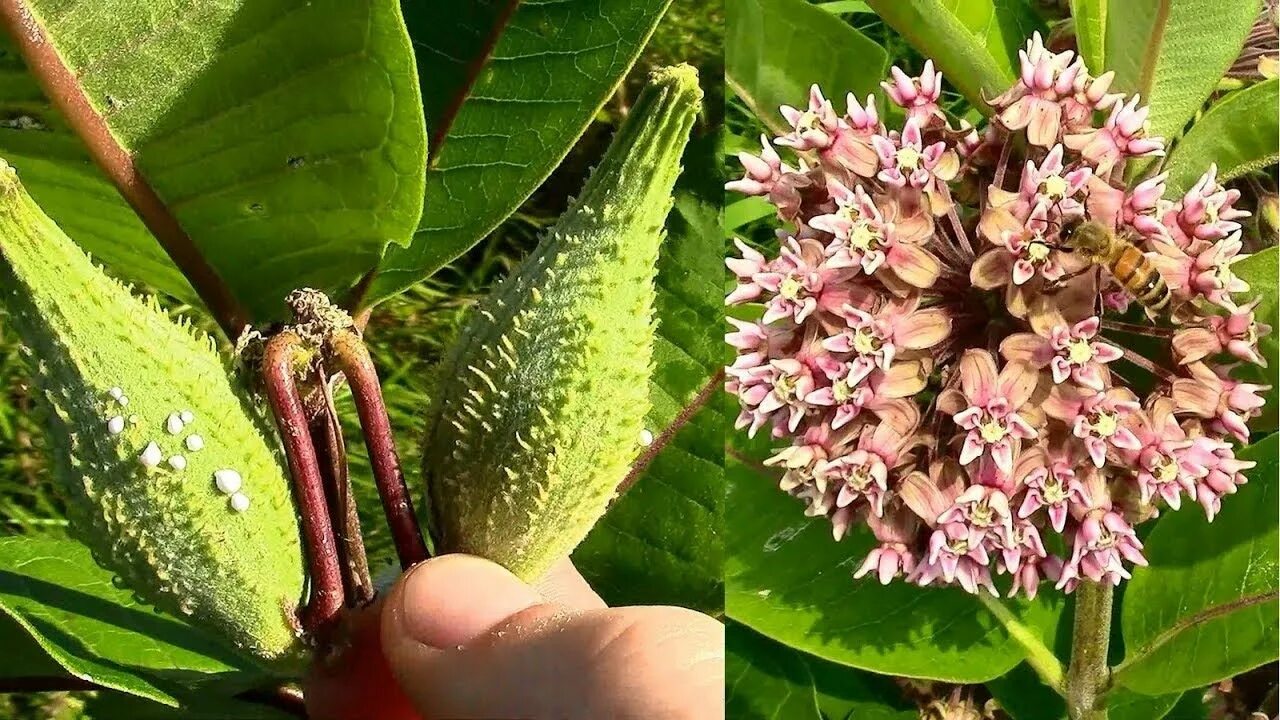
[1108,244,1170,313]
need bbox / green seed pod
[0,161,305,664]
[422,65,702,580]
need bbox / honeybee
[1058,217,1172,317]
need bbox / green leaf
[1114,433,1279,696]
[865,0,1019,113]
[940,0,1047,71]
[574,135,724,613]
[1231,247,1278,433]
[816,1,873,14]
[727,622,916,720]
[726,0,888,135]
[725,197,775,235]
[0,536,259,707]
[1105,0,1263,142]
[724,444,1067,683]
[364,0,671,306]
[1070,0,1107,73]
[10,0,427,323]
[987,663,1182,720]
[0,33,194,305]
[1162,79,1280,196]
[1162,692,1210,720]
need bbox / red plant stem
[993,134,1014,192]
[262,333,345,635]
[327,330,429,569]
[309,374,374,606]
[944,195,976,259]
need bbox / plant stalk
[262,333,345,637]
[1066,580,1114,720]
[326,329,429,569]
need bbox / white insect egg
[168,455,187,471]
[165,413,185,435]
[180,410,195,424]
[185,434,205,452]
[107,387,123,400]
[128,414,139,425]
[639,429,654,446]
[117,396,130,407]
[214,469,242,495]
[106,416,125,435]
[228,492,250,513]
[139,442,162,468]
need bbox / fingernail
[387,554,542,649]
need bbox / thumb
[381,554,723,720]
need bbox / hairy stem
[326,330,429,569]
[262,333,344,636]
[1066,580,1114,720]
[309,373,374,607]
[978,594,1066,696]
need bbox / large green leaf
[988,663,1182,720]
[0,537,259,707]
[6,0,427,323]
[364,0,671,305]
[1114,434,1279,696]
[724,441,1067,683]
[726,0,888,135]
[1070,0,1107,73]
[574,134,724,613]
[0,33,194,305]
[865,0,1019,113]
[1105,0,1262,142]
[727,622,916,720]
[1232,247,1278,432]
[940,0,1046,71]
[1162,79,1280,196]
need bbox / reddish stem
[308,373,374,607]
[1118,345,1177,384]
[262,333,345,636]
[993,134,1014,192]
[326,330,429,569]
[1101,319,1175,337]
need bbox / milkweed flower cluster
[725,33,1270,598]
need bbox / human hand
[305,554,724,720]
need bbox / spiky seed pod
[422,65,703,580]
[0,160,305,664]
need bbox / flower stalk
[1065,580,1114,719]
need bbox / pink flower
[1173,299,1271,366]
[1046,386,1142,466]
[1162,165,1251,245]
[777,85,842,151]
[991,33,1083,146]
[1018,144,1091,216]
[1172,362,1270,442]
[1015,448,1091,532]
[1148,231,1251,309]
[815,421,918,516]
[1002,316,1123,391]
[1059,511,1147,587]
[870,118,957,200]
[734,358,817,437]
[1008,553,1063,599]
[1121,398,1199,510]
[939,350,1040,474]
[824,296,952,370]
[752,238,859,323]
[916,522,999,595]
[726,135,791,196]
[1065,95,1166,176]
[854,507,921,581]
[881,61,945,126]
[1182,437,1255,520]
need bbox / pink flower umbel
[726,44,1269,599]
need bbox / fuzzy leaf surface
[1115,433,1279,695]
[11,0,426,321]
[0,537,257,707]
[725,433,1066,682]
[365,0,671,305]
[1105,0,1262,142]
[1161,79,1280,195]
[726,622,916,720]
[726,0,888,135]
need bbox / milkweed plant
[725,33,1269,600]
